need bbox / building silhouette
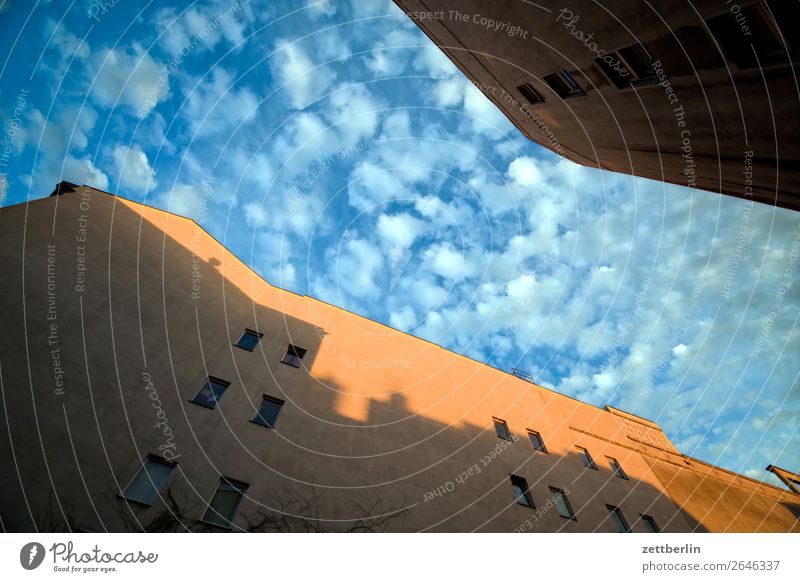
[394,0,799,210]
[0,184,797,532]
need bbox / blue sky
[0,0,797,484]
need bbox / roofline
[12,182,794,497]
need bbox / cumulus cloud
[111,145,157,192]
[270,39,337,110]
[153,3,251,57]
[89,46,170,118]
[182,67,259,137]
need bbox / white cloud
[271,39,337,110]
[111,145,157,192]
[89,46,170,118]
[154,4,250,57]
[157,183,202,218]
[183,68,259,137]
[334,238,384,299]
[390,305,417,331]
[60,155,109,191]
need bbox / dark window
[543,68,586,99]
[594,55,631,88]
[596,44,657,89]
[550,487,575,519]
[493,418,512,440]
[251,395,284,428]
[191,377,231,409]
[577,447,598,470]
[528,430,548,453]
[516,82,545,105]
[234,329,262,351]
[707,1,799,69]
[510,475,534,507]
[641,514,660,532]
[121,456,175,506]
[607,505,631,532]
[619,44,657,81]
[203,478,248,529]
[607,457,628,479]
[281,344,307,368]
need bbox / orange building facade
[0,184,797,532]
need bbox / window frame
[516,82,545,105]
[527,430,548,453]
[576,446,598,470]
[509,475,535,508]
[606,456,629,479]
[606,504,631,532]
[549,487,575,519]
[250,395,285,428]
[190,376,231,409]
[640,514,661,533]
[705,1,799,70]
[234,329,263,352]
[120,454,176,507]
[493,417,512,441]
[281,344,307,368]
[202,477,249,530]
[543,68,587,99]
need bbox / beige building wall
[394,0,799,210]
[0,185,797,532]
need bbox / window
[595,43,657,88]
[607,505,631,532]
[516,83,545,105]
[251,395,285,428]
[640,514,660,533]
[607,457,628,479]
[234,329,262,351]
[527,430,548,453]
[493,417,512,440]
[121,456,175,506]
[549,487,575,519]
[191,377,230,409]
[543,68,586,99]
[707,1,799,69]
[203,478,248,529]
[577,446,598,470]
[510,475,534,507]
[281,344,307,368]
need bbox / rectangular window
[510,475,534,507]
[234,329,262,351]
[707,1,799,69]
[594,54,631,89]
[607,505,631,532]
[527,430,548,453]
[549,487,574,519]
[191,377,230,409]
[640,514,660,533]
[607,457,628,479]
[516,82,545,105]
[251,395,285,428]
[543,68,586,99]
[493,417,512,440]
[577,446,598,469]
[121,455,175,506]
[281,344,307,368]
[596,44,657,89]
[618,44,657,80]
[203,478,248,529]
